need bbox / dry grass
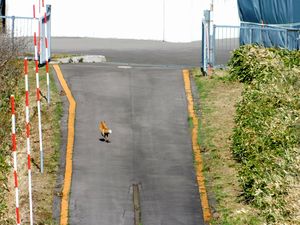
[191,68,264,224]
[3,62,61,225]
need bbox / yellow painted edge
[182,69,211,223]
[53,64,76,225]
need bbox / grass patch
[1,60,62,224]
[0,57,22,224]
[188,116,193,129]
[191,69,264,224]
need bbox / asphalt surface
[52,38,202,67]
[53,38,206,224]
[59,62,204,225]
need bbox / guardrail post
[250,28,253,44]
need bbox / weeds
[229,45,300,224]
[0,33,23,220]
[192,70,262,224]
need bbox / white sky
[6,0,240,42]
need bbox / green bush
[229,46,300,224]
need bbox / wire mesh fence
[0,16,36,54]
[0,5,51,64]
[202,9,300,70]
[213,25,240,67]
[212,24,300,68]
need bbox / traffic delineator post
[33,4,44,173]
[24,58,34,225]
[44,11,50,104]
[11,95,21,225]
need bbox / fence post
[202,21,206,71]
[250,28,253,44]
[201,21,205,69]
[202,10,211,73]
[11,16,15,48]
[285,29,288,49]
[212,25,216,67]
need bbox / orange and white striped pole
[33,4,44,174]
[24,58,34,225]
[11,95,21,225]
[33,5,38,59]
[38,0,41,57]
[44,11,50,104]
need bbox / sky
[6,0,239,42]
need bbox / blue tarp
[238,0,300,49]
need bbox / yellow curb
[53,65,76,225]
[182,69,211,223]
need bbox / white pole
[43,10,50,104]
[33,4,44,173]
[163,0,165,42]
[24,58,34,225]
[11,95,21,225]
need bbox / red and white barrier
[44,11,50,104]
[33,4,44,174]
[33,5,38,61]
[24,58,34,225]
[11,95,21,225]
[35,60,44,174]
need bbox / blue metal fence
[202,10,300,70]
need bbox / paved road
[59,63,204,225]
[52,38,201,67]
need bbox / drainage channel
[133,183,142,225]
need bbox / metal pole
[203,10,211,73]
[11,95,21,225]
[33,4,44,173]
[202,20,207,72]
[46,5,51,61]
[201,21,205,68]
[163,0,165,42]
[212,25,216,67]
[24,58,34,225]
[11,16,15,49]
[43,8,50,104]
[285,29,288,49]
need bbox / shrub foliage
[229,45,300,224]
